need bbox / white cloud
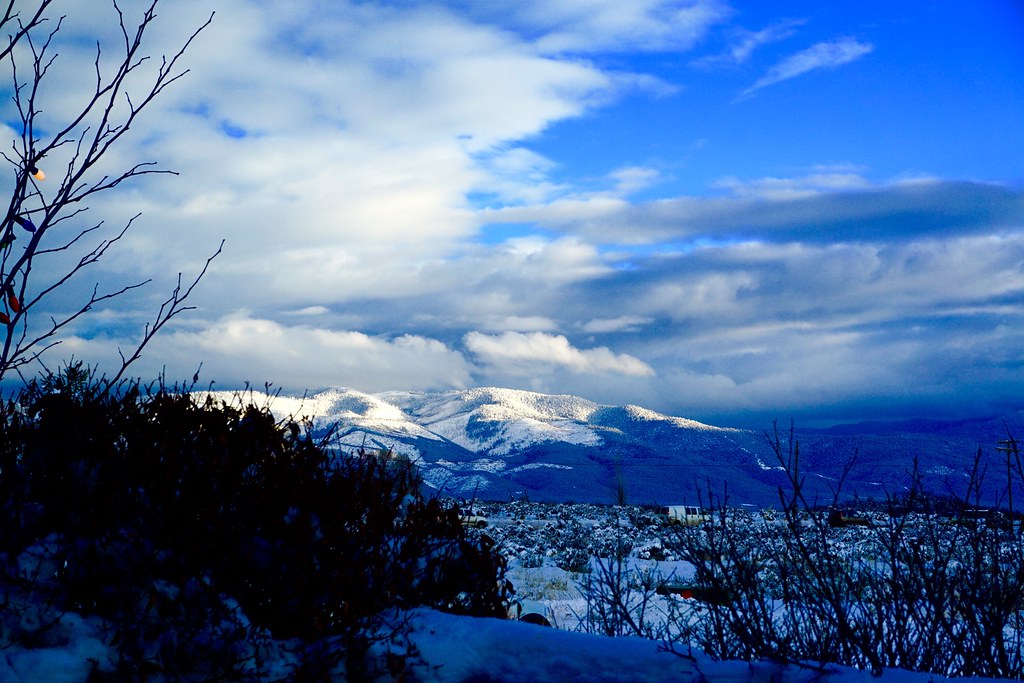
[465,331,655,376]
[482,176,1023,246]
[741,37,874,96]
[131,315,476,392]
[694,17,806,67]
[490,236,610,282]
[580,316,654,333]
[465,0,730,55]
[6,0,1023,428]
[18,0,630,317]
[475,147,566,204]
[479,316,560,332]
[712,171,873,200]
[728,19,806,63]
[287,306,331,316]
[607,166,662,197]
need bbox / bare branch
[0,1,53,64]
[104,239,224,391]
[0,2,216,383]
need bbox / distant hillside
[204,387,1024,509]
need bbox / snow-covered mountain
[204,387,1023,508]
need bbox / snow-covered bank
[401,609,696,682]
[396,609,1006,683]
[4,605,1004,683]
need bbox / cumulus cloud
[741,37,874,96]
[464,331,655,376]
[131,315,477,393]
[21,0,628,314]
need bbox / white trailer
[659,505,710,526]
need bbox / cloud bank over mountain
[12,0,1024,427]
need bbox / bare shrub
[665,421,1024,678]
[577,519,666,640]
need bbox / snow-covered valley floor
[3,499,1020,682]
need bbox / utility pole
[997,435,1020,533]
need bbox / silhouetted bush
[0,363,512,679]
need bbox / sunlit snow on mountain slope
[196,386,1021,508]
[378,387,604,455]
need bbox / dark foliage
[0,364,512,678]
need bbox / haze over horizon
[5,0,1023,429]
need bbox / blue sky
[4,0,1024,427]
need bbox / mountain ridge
[202,386,1023,508]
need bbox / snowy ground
[394,608,995,683]
[2,500,1019,682]
[2,606,992,683]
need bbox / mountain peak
[378,387,600,423]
